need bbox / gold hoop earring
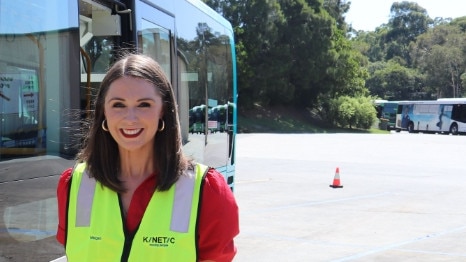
[102,119,109,132]
[158,119,165,132]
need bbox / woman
[56,54,239,261]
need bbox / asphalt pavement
[233,133,466,261]
[2,133,466,261]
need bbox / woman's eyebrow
[107,97,156,102]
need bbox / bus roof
[398,99,466,105]
[437,98,466,101]
[374,100,400,107]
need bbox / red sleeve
[198,169,239,262]
[56,167,73,246]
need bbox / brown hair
[77,54,189,192]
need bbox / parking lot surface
[234,133,466,261]
[2,133,466,261]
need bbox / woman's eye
[112,102,125,108]
[139,102,151,107]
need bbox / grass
[237,105,389,134]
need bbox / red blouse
[56,167,239,262]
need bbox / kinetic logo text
[143,236,176,247]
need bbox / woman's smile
[120,128,143,138]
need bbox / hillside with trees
[203,0,466,131]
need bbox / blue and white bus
[395,99,466,135]
[0,0,237,260]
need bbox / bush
[327,96,377,129]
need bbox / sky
[345,0,466,31]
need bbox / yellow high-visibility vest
[66,162,207,262]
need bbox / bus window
[452,104,466,123]
[0,0,80,160]
[139,20,172,78]
[79,0,122,117]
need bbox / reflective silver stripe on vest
[170,169,196,233]
[75,169,196,231]
[76,170,96,227]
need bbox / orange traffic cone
[329,167,343,188]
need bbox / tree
[351,30,387,63]
[204,0,447,130]
[231,0,287,108]
[280,0,335,107]
[411,23,466,98]
[366,60,420,100]
[384,1,433,64]
[322,0,351,31]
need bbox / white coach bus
[395,99,466,135]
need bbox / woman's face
[104,76,163,152]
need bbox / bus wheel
[408,122,414,133]
[450,123,459,135]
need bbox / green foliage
[205,0,370,111]
[352,1,466,100]
[366,60,421,100]
[385,1,433,64]
[410,24,466,97]
[327,96,377,129]
[203,0,466,131]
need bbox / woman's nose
[125,108,138,121]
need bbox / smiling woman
[56,54,239,262]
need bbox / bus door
[135,2,174,82]
[134,2,207,162]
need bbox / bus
[375,100,398,130]
[395,99,466,135]
[0,0,237,260]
